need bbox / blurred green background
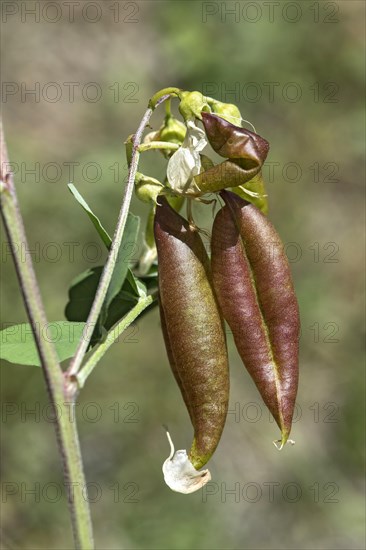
[1,1,365,548]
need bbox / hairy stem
[0,120,94,549]
[67,95,170,378]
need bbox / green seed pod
[154,196,229,470]
[211,190,300,446]
[194,112,269,194]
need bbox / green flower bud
[125,135,134,167]
[135,173,163,204]
[157,115,186,145]
[208,99,242,126]
[178,91,209,121]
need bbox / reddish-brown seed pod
[158,296,194,424]
[154,196,229,469]
[211,190,300,445]
[194,112,269,193]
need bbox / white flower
[162,430,211,494]
[167,120,207,194]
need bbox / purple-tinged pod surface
[158,296,194,424]
[154,196,229,469]
[194,112,269,193]
[211,190,300,444]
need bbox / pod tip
[273,438,296,451]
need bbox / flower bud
[124,135,134,167]
[134,173,163,204]
[157,115,186,145]
[208,99,242,126]
[178,91,209,121]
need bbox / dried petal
[167,121,207,194]
[162,431,211,494]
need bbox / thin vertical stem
[67,95,170,378]
[165,97,172,117]
[0,120,94,549]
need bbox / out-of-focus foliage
[1,2,364,549]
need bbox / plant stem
[0,120,94,549]
[149,87,180,109]
[77,294,154,388]
[165,97,172,117]
[138,141,179,153]
[67,95,170,378]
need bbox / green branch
[0,120,94,549]
[67,95,171,378]
[138,141,179,153]
[149,87,181,109]
[0,89,175,548]
[77,294,154,388]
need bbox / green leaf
[65,267,103,325]
[68,183,112,248]
[66,182,141,341]
[101,212,140,323]
[0,322,86,367]
[125,269,147,298]
[65,266,145,345]
[103,290,139,329]
[136,263,158,293]
[231,173,269,215]
[67,183,140,295]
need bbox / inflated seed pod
[154,196,229,471]
[211,190,300,446]
[194,112,269,193]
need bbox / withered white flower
[162,430,211,494]
[166,120,207,194]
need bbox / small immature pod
[211,191,300,446]
[154,196,229,472]
[194,112,269,194]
